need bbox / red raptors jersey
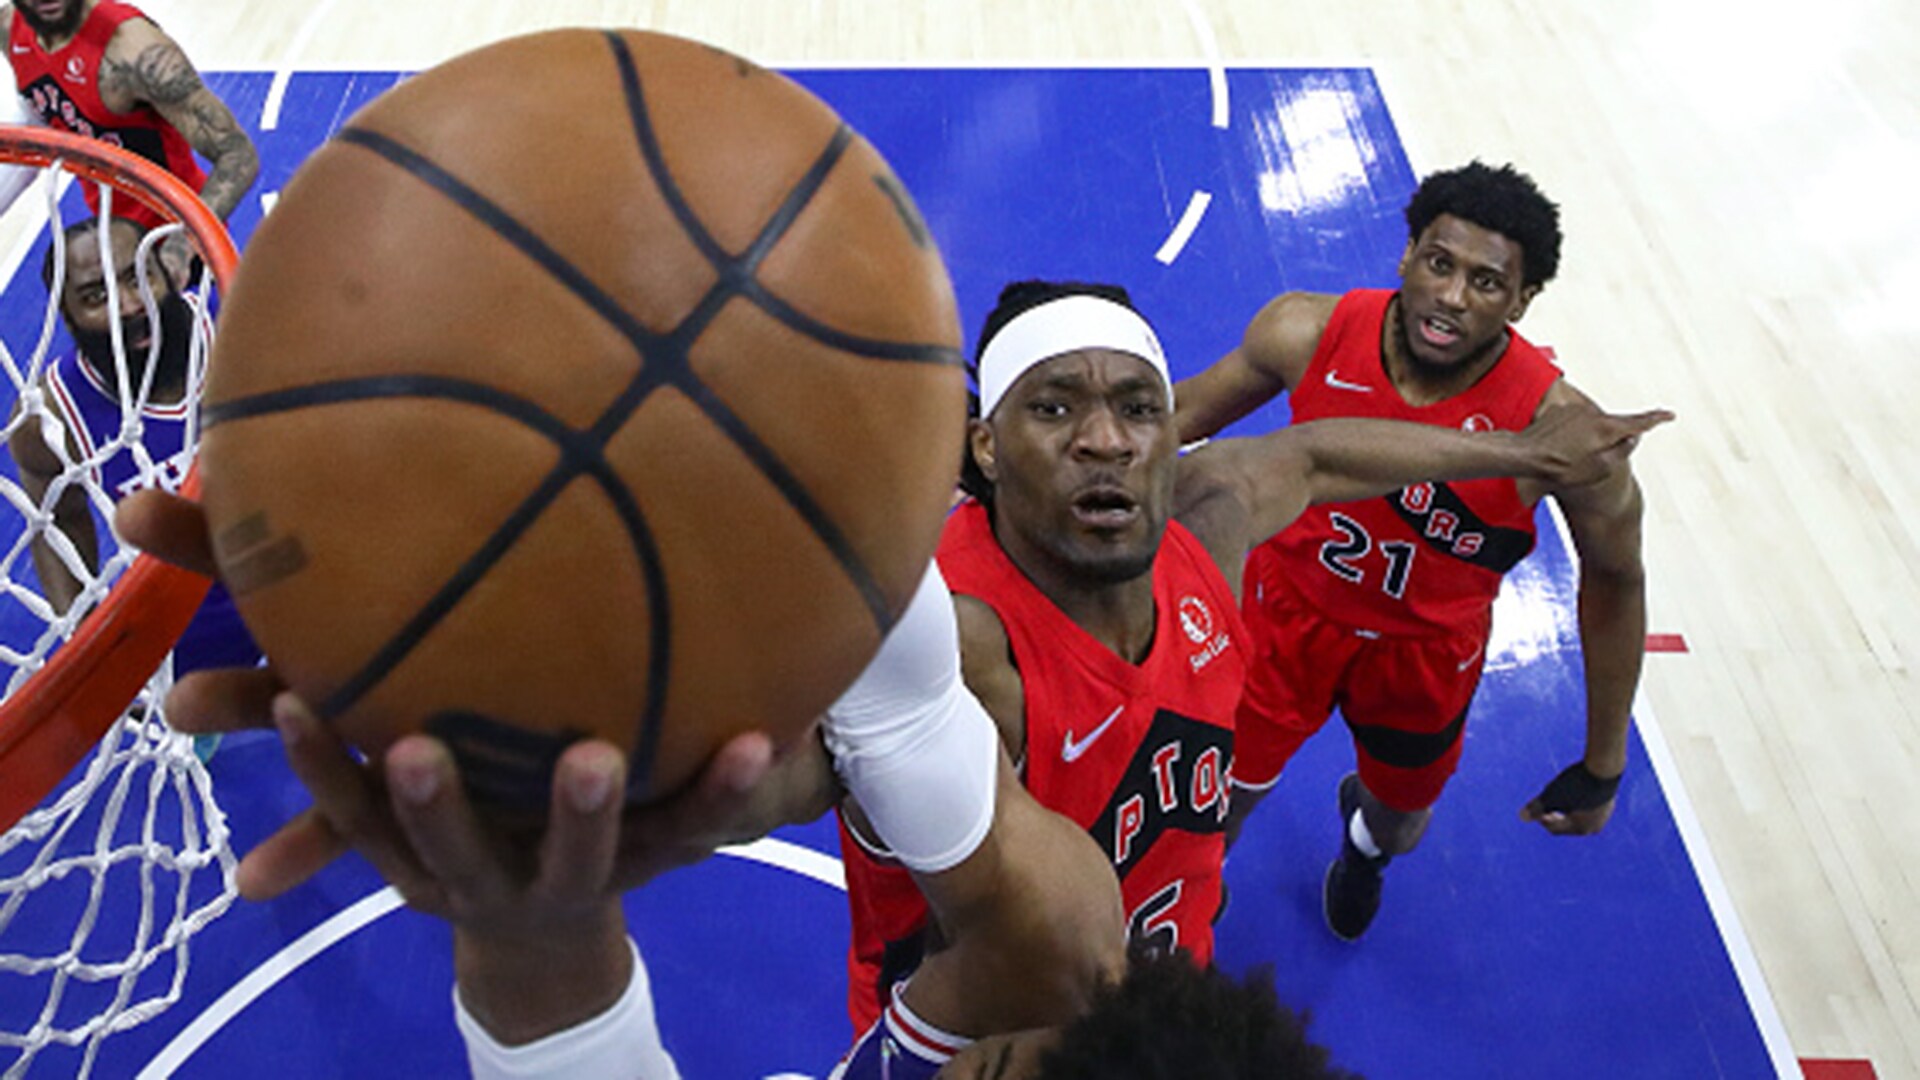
[838,502,1245,1032]
[1252,289,1562,637]
[10,2,208,229]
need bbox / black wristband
[1536,761,1621,813]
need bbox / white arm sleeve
[454,938,681,1080]
[822,563,1000,874]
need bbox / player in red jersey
[1176,161,1657,941]
[835,278,1672,1030]
[2,0,257,234]
[113,341,1657,1078]
[119,489,1360,1080]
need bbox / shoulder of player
[1174,437,1255,503]
[100,15,194,102]
[950,591,1026,756]
[1242,290,1339,383]
[1175,431,1303,511]
[1171,442,1269,587]
[1531,375,1594,412]
[102,9,169,51]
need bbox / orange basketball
[197,30,965,806]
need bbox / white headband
[976,295,1172,419]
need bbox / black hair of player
[959,279,1141,508]
[1034,949,1360,1080]
[1404,161,1562,289]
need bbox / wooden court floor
[30,1,1916,1076]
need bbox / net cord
[0,130,238,1079]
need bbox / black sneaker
[1323,773,1388,941]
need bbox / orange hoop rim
[0,124,236,831]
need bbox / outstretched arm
[824,567,1123,1038]
[1174,404,1672,589]
[102,19,259,219]
[901,758,1125,1038]
[1173,291,1332,443]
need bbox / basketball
[196,29,966,806]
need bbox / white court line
[136,886,407,1079]
[1543,501,1801,1079]
[136,839,844,1076]
[1634,692,1803,1079]
[720,835,847,891]
[1155,189,1212,265]
[1177,0,1230,129]
[259,0,340,132]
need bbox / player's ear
[1397,239,1415,279]
[968,419,999,482]
[1510,283,1542,323]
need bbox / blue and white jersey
[830,986,969,1080]
[42,292,259,675]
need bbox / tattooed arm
[99,18,258,220]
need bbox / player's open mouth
[1416,314,1462,349]
[1071,486,1139,529]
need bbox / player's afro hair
[1405,161,1562,289]
[1035,950,1360,1080]
[958,279,1140,507]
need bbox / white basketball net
[0,164,235,1077]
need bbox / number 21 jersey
[1259,288,1562,637]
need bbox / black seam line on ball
[607,31,960,368]
[335,127,670,367]
[606,29,729,270]
[676,377,894,633]
[744,284,962,366]
[737,123,852,273]
[331,119,896,623]
[200,374,674,787]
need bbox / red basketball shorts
[1232,571,1489,812]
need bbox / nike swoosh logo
[1457,642,1485,672]
[1324,371,1373,393]
[1062,704,1126,763]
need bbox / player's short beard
[15,1,86,40]
[73,290,196,400]
[1393,309,1507,381]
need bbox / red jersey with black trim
[9,2,208,229]
[838,501,1245,1032]
[1253,288,1562,637]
